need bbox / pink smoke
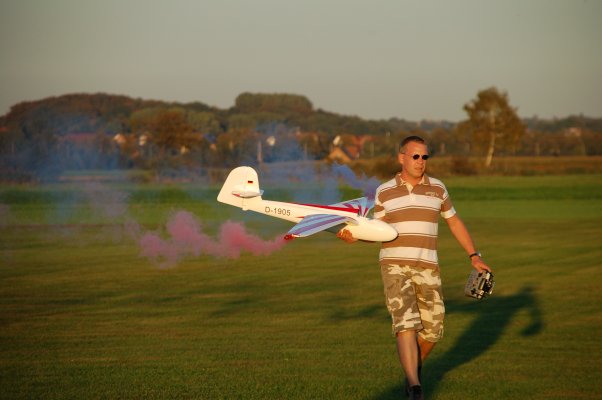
[138,211,286,268]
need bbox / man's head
[398,136,430,183]
[399,136,427,153]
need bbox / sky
[1,0,601,122]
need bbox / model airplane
[217,166,398,242]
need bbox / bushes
[350,156,602,179]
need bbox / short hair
[399,135,426,153]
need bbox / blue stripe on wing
[286,214,355,238]
[328,197,374,217]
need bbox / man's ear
[397,152,404,166]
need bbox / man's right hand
[337,228,357,243]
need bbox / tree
[152,108,196,158]
[0,107,62,181]
[186,111,221,134]
[128,107,207,170]
[234,93,313,115]
[215,128,257,167]
[459,87,526,167]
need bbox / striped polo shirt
[374,173,456,270]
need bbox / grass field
[1,174,601,399]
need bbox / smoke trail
[0,204,12,264]
[0,204,10,228]
[258,163,380,204]
[138,210,286,268]
[40,164,380,269]
[43,180,287,268]
[81,182,129,219]
[331,164,381,199]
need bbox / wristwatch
[468,252,482,259]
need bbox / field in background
[1,174,601,399]
[53,155,602,185]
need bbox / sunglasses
[405,154,430,160]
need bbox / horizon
[3,91,599,124]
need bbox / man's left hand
[471,256,492,273]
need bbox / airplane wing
[285,214,357,239]
[328,197,374,217]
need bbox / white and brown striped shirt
[374,173,456,270]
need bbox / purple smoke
[138,211,286,268]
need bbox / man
[337,136,492,400]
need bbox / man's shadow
[372,285,544,399]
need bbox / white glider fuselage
[241,198,396,241]
[217,166,398,242]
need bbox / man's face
[398,141,429,181]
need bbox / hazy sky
[1,0,600,121]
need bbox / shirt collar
[395,173,430,187]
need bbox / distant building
[327,134,373,163]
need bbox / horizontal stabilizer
[286,214,356,238]
[232,187,264,198]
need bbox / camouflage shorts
[380,264,445,342]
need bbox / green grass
[1,175,602,399]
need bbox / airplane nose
[347,218,397,242]
[371,220,398,242]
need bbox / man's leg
[415,267,444,363]
[380,265,425,392]
[417,335,436,362]
[396,330,421,386]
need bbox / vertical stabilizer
[217,166,264,208]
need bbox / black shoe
[409,385,423,400]
[404,365,422,397]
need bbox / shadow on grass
[371,286,544,400]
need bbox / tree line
[1,89,601,182]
